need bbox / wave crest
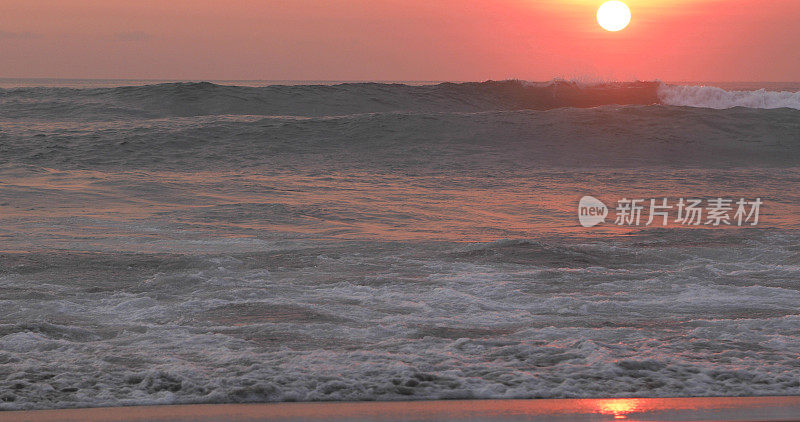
[2,80,799,121]
[658,84,800,110]
[0,80,661,120]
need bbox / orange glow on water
[0,167,795,252]
[6,397,800,421]
[597,398,642,418]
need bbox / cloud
[113,31,152,42]
[0,31,40,40]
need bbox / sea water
[1,80,799,409]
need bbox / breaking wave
[658,84,800,110]
[0,80,660,120]
[2,80,799,121]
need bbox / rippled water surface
[1,81,800,409]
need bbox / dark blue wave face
[1,104,799,172]
[3,80,799,122]
[1,80,798,171]
[0,80,665,120]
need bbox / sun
[597,1,631,32]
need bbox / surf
[658,83,800,110]
[2,80,798,122]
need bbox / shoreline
[4,396,800,422]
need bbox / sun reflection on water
[596,398,643,419]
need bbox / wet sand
[3,397,800,422]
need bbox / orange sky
[1,0,798,81]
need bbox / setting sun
[597,1,632,32]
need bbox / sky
[1,0,798,81]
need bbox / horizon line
[1,77,800,84]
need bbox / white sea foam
[2,230,800,410]
[659,84,800,110]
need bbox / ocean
[1,79,799,410]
